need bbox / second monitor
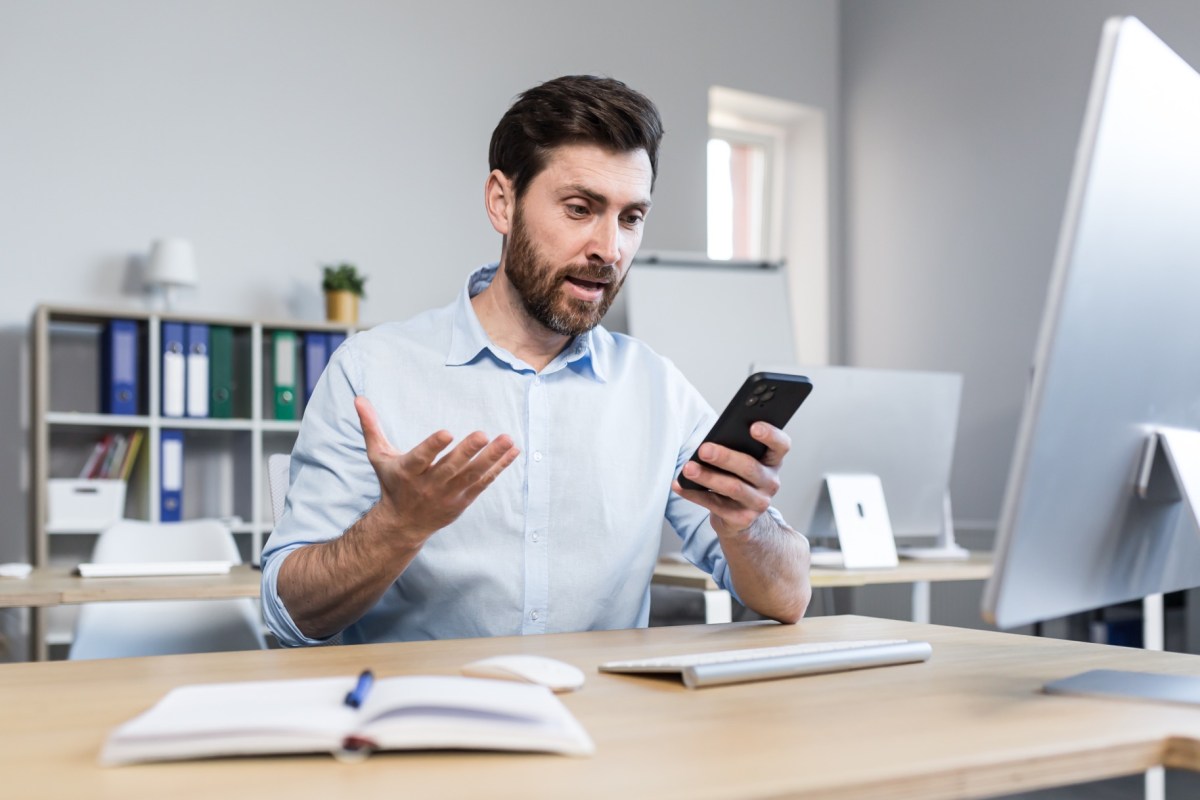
[757,364,965,561]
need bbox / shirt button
[533,451,543,462]
[533,376,541,386]
[531,532,540,543]
[530,610,540,621]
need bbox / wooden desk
[0,565,261,609]
[6,615,1200,799]
[653,554,994,624]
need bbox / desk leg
[704,590,732,624]
[911,581,931,625]
[1143,593,1164,800]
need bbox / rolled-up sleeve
[260,339,378,646]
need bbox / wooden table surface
[5,614,1200,799]
[651,552,993,591]
[0,564,262,608]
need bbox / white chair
[68,519,267,660]
[268,453,290,525]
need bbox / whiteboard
[625,263,796,410]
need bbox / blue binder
[185,323,210,418]
[302,332,329,406]
[326,331,347,355]
[161,322,186,418]
[100,319,139,415]
[160,429,184,522]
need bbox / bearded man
[262,75,811,646]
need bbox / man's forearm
[720,513,812,624]
[276,502,423,639]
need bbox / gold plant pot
[325,290,359,324]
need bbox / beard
[503,205,625,338]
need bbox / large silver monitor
[983,17,1200,634]
[757,364,964,558]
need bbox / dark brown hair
[488,75,664,198]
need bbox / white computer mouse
[461,654,586,692]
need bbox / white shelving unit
[28,304,356,659]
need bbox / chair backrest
[268,453,290,526]
[91,518,243,563]
[68,519,267,660]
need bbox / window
[707,114,784,262]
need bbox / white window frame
[708,86,831,364]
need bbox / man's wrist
[713,508,773,541]
[353,499,428,561]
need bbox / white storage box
[46,479,126,532]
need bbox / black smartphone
[677,372,813,492]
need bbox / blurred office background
[3,1,1199,642]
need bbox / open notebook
[101,674,593,765]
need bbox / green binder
[273,330,298,420]
[209,326,235,419]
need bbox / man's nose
[588,216,621,265]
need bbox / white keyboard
[76,561,233,578]
[599,639,932,689]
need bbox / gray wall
[0,0,841,562]
[841,0,1200,538]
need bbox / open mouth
[565,276,609,291]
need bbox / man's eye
[623,214,644,226]
[566,204,588,216]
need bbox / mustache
[560,263,619,284]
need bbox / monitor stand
[810,474,898,569]
[1047,426,1200,705]
[895,491,971,561]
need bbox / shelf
[261,420,304,433]
[46,412,152,427]
[30,304,348,660]
[47,519,256,536]
[156,417,257,431]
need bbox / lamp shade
[145,238,198,288]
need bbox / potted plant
[322,262,367,324]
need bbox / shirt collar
[445,264,607,382]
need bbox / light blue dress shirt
[261,264,765,646]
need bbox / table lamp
[145,238,198,311]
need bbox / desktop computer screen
[756,364,964,557]
[983,17,1200,630]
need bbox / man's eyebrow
[562,183,652,210]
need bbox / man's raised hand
[354,396,520,549]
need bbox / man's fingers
[430,431,491,476]
[402,429,456,472]
[672,479,760,532]
[447,435,518,492]
[459,442,522,502]
[694,443,780,496]
[355,396,398,461]
[751,422,791,468]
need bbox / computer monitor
[982,12,1200,672]
[755,364,965,560]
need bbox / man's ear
[484,170,515,236]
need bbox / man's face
[502,143,653,337]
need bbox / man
[262,75,811,646]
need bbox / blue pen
[344,669,374,709]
